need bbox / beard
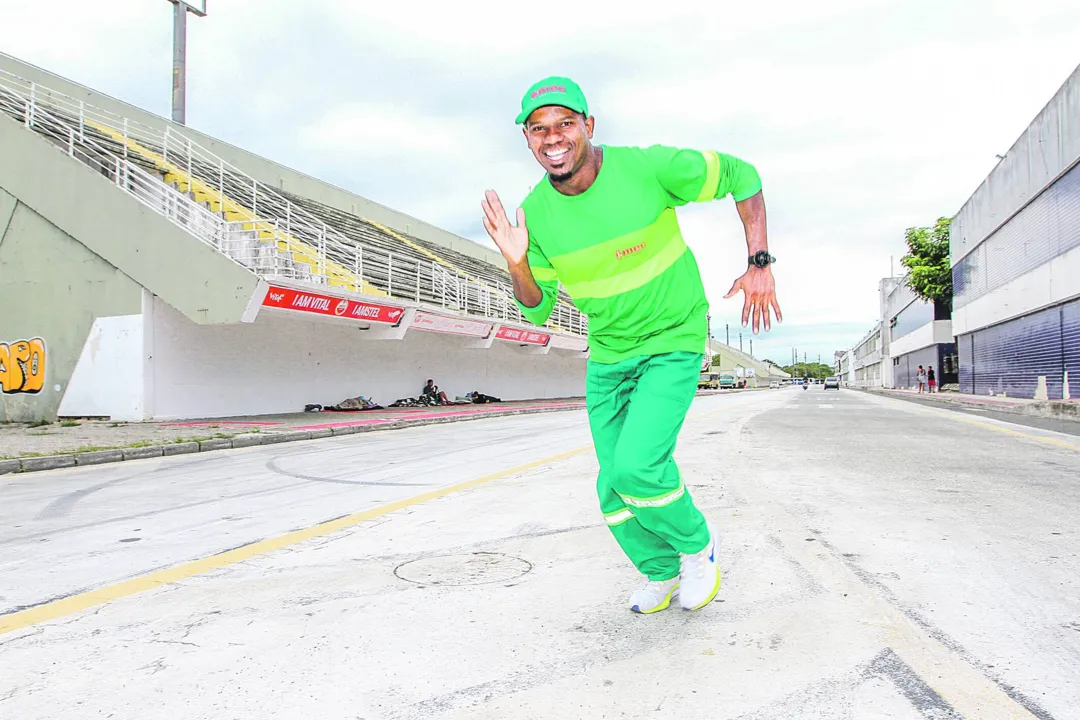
[549,170,574,182]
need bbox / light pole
[169,0,207,125]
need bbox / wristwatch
[749,250,776,268]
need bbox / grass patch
[73,445,119,453]
[169,433,236,444]
[18,451,45,458]
[29,419,51,428]
[60,420,81,427]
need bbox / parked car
[698,372,720,390]
[717,373,737,389]
[824,376,840,389]
[769,381,780,389]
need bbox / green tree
[779,363,833,379]
[900,217,953,312]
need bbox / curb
[1,404,587,476]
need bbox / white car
[769,381,780,389]
[823,376,840,390]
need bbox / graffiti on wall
[0,338,47,394]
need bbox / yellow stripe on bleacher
[85,120,386,297]
[365,218,462,274]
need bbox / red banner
[495,326,551,345]
[262,285,405,325]
[412,311,493,338]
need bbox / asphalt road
[1,387,1077,719]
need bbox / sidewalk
[860,387,1080,422]
[0,399,586,474]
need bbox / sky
[2,0,1079,366]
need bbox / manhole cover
[394,552,532,586]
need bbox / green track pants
[586,350,710,581]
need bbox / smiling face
[522,106,595,183]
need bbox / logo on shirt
[615,242,647,260]
[531,85,566,99]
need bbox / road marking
[0,400,782,635]
[818,404,834,409]
[866,392,1080,453]
[923,408,1080,452]
[0,445,591,636]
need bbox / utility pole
[169,1,207,125]
[739,332,743,353]
[726,323,729,347]
[749,338,753,356]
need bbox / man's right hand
[481,189,530,267]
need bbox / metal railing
[0,82,242,260]
[0,68,587,336]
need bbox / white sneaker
[628,577,680,614]
[679,523,721,610]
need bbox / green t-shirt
[516,144,762,364]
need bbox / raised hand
[481,189,529,267]
[724,266,782,334]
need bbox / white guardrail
[0,68,587,337]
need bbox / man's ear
[584,114,595,140]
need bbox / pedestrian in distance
[927,365,936,393]
[481,76,781,614]
[916,365,927,393]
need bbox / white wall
[889,320,953,358]
[952,243,1080,336]
[952,63,1080,262]
[57,314,145,421]
[147,299,586,420]
[853,361,883,388]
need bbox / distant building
[835,349,853,386]
[851,325,884,388]
[882,280,958,390]
[950,62,1080,399]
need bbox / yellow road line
[1,402,739,635]
[921,407,1080,452]
[0,446,590,636]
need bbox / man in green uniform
[481,76,781,613]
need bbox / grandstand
[0,55,588,422]
[708,340,791,386]
[0,67,586,335]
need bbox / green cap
[515,76,588,125]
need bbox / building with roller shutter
[950,63,1080,400]
[883,280,958,390]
